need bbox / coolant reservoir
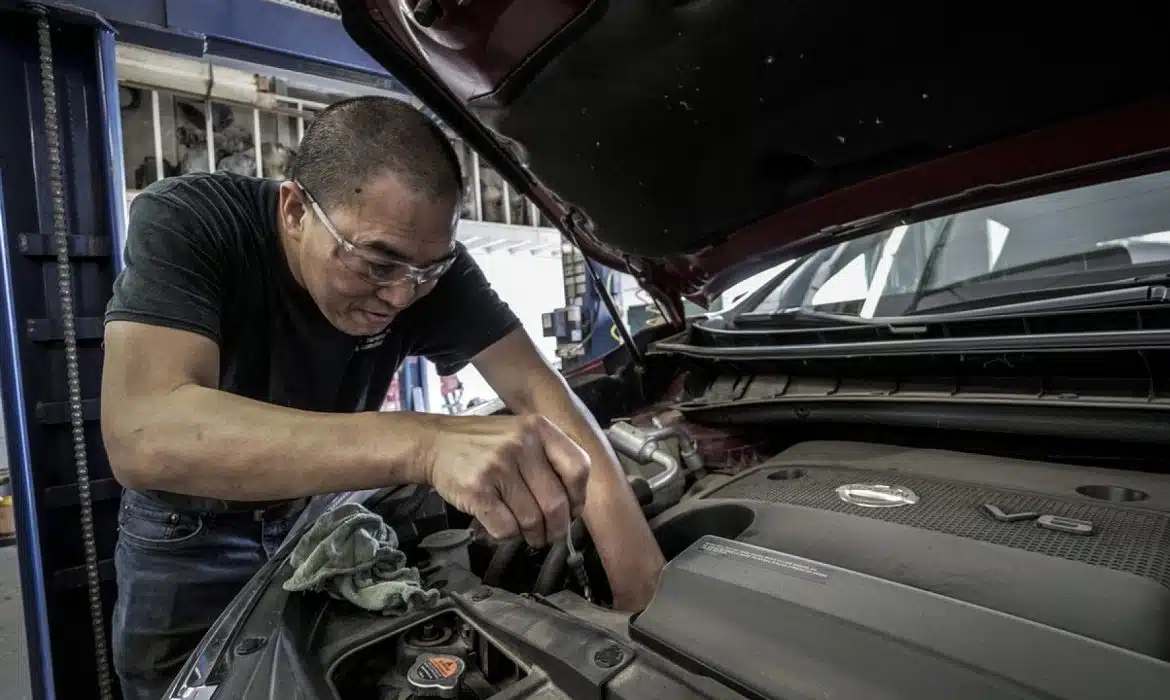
[419,528,473,570]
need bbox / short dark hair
[289,95,463,209]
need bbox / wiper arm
[727,285,1169,332]
[913,245,1137,310]
[906,284,1169,320]
[733,307,879,326]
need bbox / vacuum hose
[533,476,653,597]
[483,536,524,587]
[528,420,696,599]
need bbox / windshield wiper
[733,307,880,327]
[724,284,1170,333]
[912,245,1148,311]
[905,283,1170,320]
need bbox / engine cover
[631,535,1170,700]
[648,441,1170,661]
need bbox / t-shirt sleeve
[105,186,227,343]
[409,244,522,376]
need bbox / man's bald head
[289,96,462,209]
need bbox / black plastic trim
[654,328,1170,360]
[451,588,634,700]
[679,400,1170,443]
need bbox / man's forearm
[108,384,435,500]
[527,392,665,610]
[580,455,666,610]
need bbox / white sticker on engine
[698,540,831,584]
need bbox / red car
[164,3,1170,699]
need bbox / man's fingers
[535,419,591,518]
[474,490,521,543]
[517,422,571,543]
[496,466,548,548]
[452,415,590,548]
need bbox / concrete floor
[0,544,32,700]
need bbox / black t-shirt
[106,171,521,414]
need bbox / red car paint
[355,2,1170,315]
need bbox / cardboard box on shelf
[0,495,14,537]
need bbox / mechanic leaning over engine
[99,96,666,700]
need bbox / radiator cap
[406,653,466,698]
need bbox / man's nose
[376,278,418,308]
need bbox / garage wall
[422,248,566,411]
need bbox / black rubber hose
[533,518,588,595]
[483,536,524,587]
[628,477,654,508]
[533,476,655,596]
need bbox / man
[101,96,665,700]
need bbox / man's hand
[471,329,666,612]
[426,414,590,548]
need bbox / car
[164,3,1170,699]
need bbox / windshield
[745,170,1170,318]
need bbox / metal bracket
[27,316,104,342]
[19,232,111,258]
[35,398,99,425]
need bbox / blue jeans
[111,489,300,700]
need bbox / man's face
[281,173,460,336]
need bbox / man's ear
[278,181,308,243]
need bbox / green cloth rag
[281,502,440,615]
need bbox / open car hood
[336,1,1170,314]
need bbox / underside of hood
[337,1,1170,314]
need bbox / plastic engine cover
[629,536,1170,700]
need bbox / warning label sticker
[697,540,831,584]
[413,654,463,682]
[430,656,460,678]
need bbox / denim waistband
[138,489,307,517]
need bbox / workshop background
[0,4,777,697]
[114,43,767,414]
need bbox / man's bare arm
[101,320,437,500]
[472,329,665,611]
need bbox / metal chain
[31,7,114,698]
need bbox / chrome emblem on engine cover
[836,483,919,508]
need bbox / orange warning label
[430,656,460,678]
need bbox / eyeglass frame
[293,180,458,287]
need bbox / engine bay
[209,412,1170,700]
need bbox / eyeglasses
[295,181,457,286]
